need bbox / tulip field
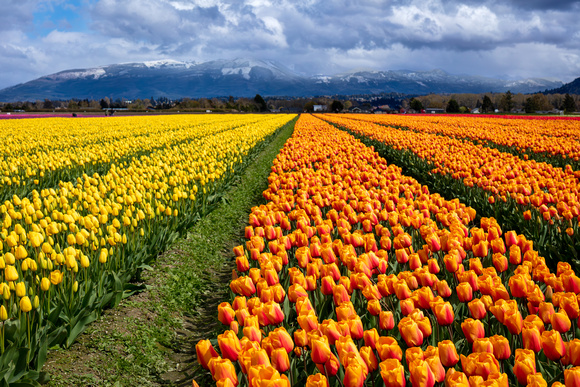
[318,113,580,276]
[0,113,297,385]
[196,114,580,386]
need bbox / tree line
[406,91,578,114]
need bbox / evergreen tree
[330,100,344,112]
[563,93,577,113]
[499,90,514,112]
[481,95,494,113]
[409,98,423,112]
[254,94,268,112]
[446,99,460,113]
[524,97,540,113]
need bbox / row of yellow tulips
[0,114,275,201]
[196,114,578,386]
[0,113,296,385]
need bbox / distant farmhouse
[425,108,445,114]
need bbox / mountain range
[0,58,569,101]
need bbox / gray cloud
[0,0,579,90]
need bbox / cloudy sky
[1,0,580,89]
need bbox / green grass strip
[42,116,297,387]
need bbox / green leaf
[35,340,48,372]
[66,311,98,348]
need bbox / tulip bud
[0,305,7,321]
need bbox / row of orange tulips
[316,113,580,272]
[195,114,579,386]
[344,113,580,165]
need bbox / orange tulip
[218,330,242,361]
[492,253,508,273]
[196,339,219,369]
[503,307,523,335]
[433,301,455,326]
[293,329,308,347]
[360,346,378,372]
[210,357,238,386]
[468,298,487,320]
[436,280,453,298]
[409,358,435,387]
[425,353,445,383]
[472,240,489,258]
[398,317,424,347]
[320,319,342,345]
[567,339,580,366]
[472,338,494,354]
[461,318,485,343]
[456,282,473,303]
[459,352,500,380]
[380,310,395,331]
[552,310,572,333]
[522,324,542,353]
[306,374,328,387]
[270,327,294,354]
[376,336,403,361]
[247,365,289,387]
[513,349,536,386]
[297,310,319,332]
[271,347,290,373]
[541,329,566,361]
[363,328,379,349]
[379,358,406,387]
[489,335,511,361]
[560,292,580,319]
[263,301,284,325]
[343,362,366,387]
[406,347,424,366]
[310,335,331,364]
[565,366,580,387]
[444,368,469,386]
[347,314,364,340]
[438,340,459,367]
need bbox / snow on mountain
[0,58,566,101]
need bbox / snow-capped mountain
[0,59,564,101]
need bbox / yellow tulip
[15,282,26,297]
[40,277,50,291]
[4,265,18,281]
[20,296,32,313]
[0,305,7,321]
